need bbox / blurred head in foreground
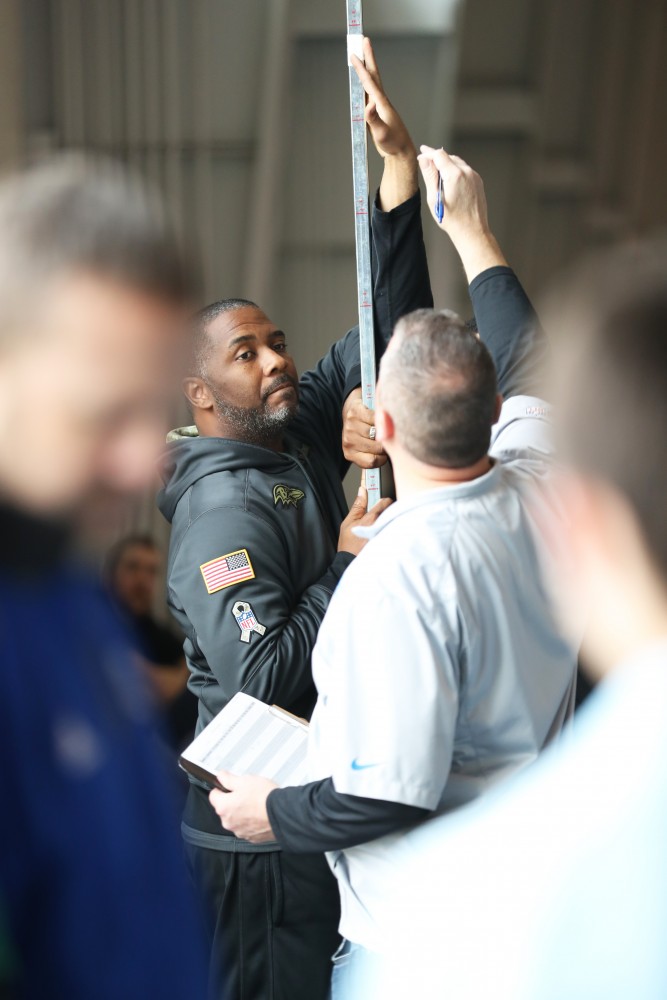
[549,240,667,677]
[0,156,194,520]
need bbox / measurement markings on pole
[346,0,381,508]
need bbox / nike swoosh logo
[351,758,379,771]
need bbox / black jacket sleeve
[266,778,430,854]
[370,189,433,352]
[169,506,354,710]
[296,189,433,470]
[470,265,548,400]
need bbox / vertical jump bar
[346,0,381,509]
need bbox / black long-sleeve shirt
[469,264,547,399]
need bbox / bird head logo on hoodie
[273,484,305,509]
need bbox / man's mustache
[262,374,299,403]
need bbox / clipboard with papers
[179,692,309,792]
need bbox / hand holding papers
[209,771,279,844]
[179,691,308,792]
[180,692,310,843]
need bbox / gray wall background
[0,0,666,577]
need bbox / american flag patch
[200,549,255,594]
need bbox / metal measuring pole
[346,0,381,509]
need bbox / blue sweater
[0,508,207,999]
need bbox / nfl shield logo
[232,601,267,643]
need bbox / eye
[273,341,288,353]
[236,350,256,362]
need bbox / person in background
[0,155,207,999]
[105,533,197,752]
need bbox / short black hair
[191,297,260,377]
[380,309,498,468]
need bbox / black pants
[183,795,340,1000]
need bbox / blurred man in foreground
[0,157,207,998]
[358,244,667,999]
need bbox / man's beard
[209,374,299,446]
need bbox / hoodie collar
[157,427,309,524]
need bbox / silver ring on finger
[369,426,377,440]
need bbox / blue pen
[435,171,444,223]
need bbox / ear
[375,405,395,446]
[183,376,214,412]
[556,472,662,678]
[493,393,503,424]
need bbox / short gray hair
[379,309,498,468]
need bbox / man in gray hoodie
[157,39,432,1000]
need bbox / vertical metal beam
[193,0,215,300]
[55,0,86,148]
[162,0,185,228]
[0,0,24,167]
[425,29,461,311]
[242,0,293,312]
[123,0,144,163]
[628,0,665,226]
